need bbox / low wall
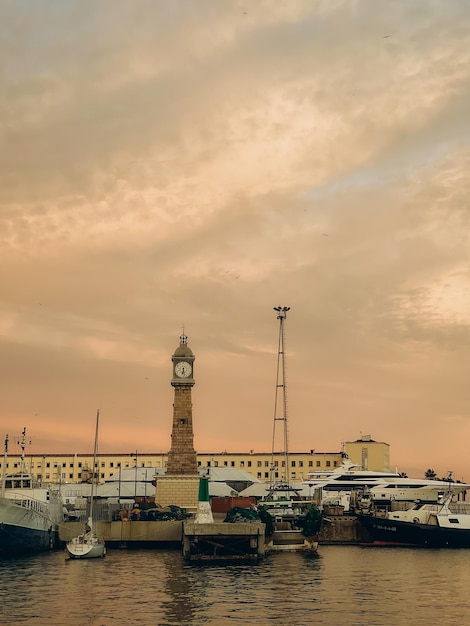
[59,520,183,544]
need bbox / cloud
[1,1,470,478]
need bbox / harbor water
[1,545,470,626]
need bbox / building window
[247,461,252,467]
[110,462,114,468]
[240,461,244,467]
[46,463,50,468]
[62,463,66,468]
[231,461,235,467]
[257,472,262,478]
[264,472,269,479]
[309,461,313,467]
[291,461,296,467]
[316,461,321,467]
[69,473,73,479]
[299,461,303,467]
[326,461,331,467]
[78,462,82,468]
[265,461,269,467]
[69,463,73,468]
[257,461,262,467]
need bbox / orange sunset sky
[1,1,470,480]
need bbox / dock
[59,510,370,551]
[182,520,266,562]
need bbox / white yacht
[303,461,468,510]
[303,460,400,509]
[368,476,469,504]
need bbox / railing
[6,493,50,518]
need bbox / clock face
[175,361,192,378]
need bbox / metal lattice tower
[271,306,291,485]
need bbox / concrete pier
[182,521,266,562]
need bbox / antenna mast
[271,306,291,485]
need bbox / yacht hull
[0,497,57,554]
[358,514,470,548]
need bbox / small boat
[358,492,470,548]
[259,483,321,553]
[66,410,106,559]
[0,430,64,555]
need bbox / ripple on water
[1,546,470,625]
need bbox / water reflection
[2,546,470,625]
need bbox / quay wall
[59,520,183,544]
[319,514,370,544]
[60,513,369,546]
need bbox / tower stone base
[155,475,200,512]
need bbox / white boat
[0,430,65,555]
[367,476,469,505]
[66,410,106,559]
[358,493,470,548]
[0,473,64,555]
[303,461,469,510]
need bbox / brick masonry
[166,385,198,475]
[156,475,200,511]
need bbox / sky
[1,0,470,480]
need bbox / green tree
[425,468,437,479]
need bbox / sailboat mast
[90,409,100,522]
[271,306,291,484]
[1,434,8,497]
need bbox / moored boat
[0,476,64,555]
[358,494,470,548]
[66,410,106,559]
[0,430,65,555]
[259,483,321,553]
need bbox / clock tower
[167,333,197,475]
[155,333,200,511]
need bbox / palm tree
[424,468,437,480]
